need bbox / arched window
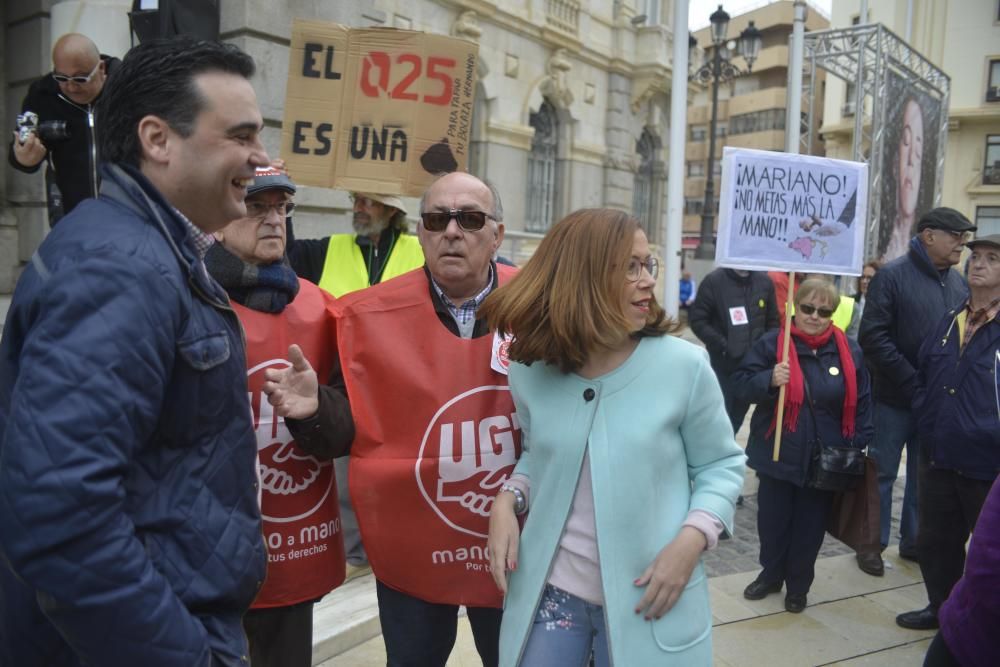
[633,129,656,240]
[526,100,559,232]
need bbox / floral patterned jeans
[519,584,610,667]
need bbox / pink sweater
[507,453,723,605]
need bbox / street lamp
[691,7,763,259]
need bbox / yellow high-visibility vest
[317,233,424,298]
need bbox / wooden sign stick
[772,270,796,462]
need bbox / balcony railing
[984,165,1000,185]
[546,0,580,35]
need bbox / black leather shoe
[896,606,938,630]
[898,547,920,562]
[743,578,782,600]
[856,551,885,577]
[784,593,807,613]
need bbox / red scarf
[767,322,858,439]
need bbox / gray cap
[965,234,1000,251]
[915,207,976,233]
[247,166,296,196]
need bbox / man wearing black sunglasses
[8,33,119,223]
[268,172,514,667]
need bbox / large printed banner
[716,147,868,276]
[281,21,478,197]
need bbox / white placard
[716,147,868,276]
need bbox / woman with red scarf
[732,278,873,613]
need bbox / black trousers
[756,473,834,595]
[923,631,961,667]
[917,455,993,608]
[375,579,502,667]
[243,600,314,667]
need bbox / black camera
[37,121,71,144]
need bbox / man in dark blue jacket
[895,233,1000,631]
[859,207,973,575]
[0,38,270,666]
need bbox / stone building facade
[2,0,688,294]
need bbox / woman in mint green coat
[481,209,745,666]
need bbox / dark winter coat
[733,329,874,487]
[913,308,1000,481]
[688,268,779,375]
[7,55,120,216]
[859,237,967,408]
[0,163,266,666]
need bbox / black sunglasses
[798,303,834,318]
[421,209,492,232]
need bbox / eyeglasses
[626,257,659,282]
[798,303,834,318]
[246,201,295,220]
[52,61,101,84]
[931,228,973,243]
[421,209,492,232]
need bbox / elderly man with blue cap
[206,165,351,667]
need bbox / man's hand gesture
[262,344,319,420]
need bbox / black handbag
[802,376,865,492]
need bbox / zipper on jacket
[57,93,99,198]
[87,107,98,197]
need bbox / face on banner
[715,147,868,276]
[877,71,942,262]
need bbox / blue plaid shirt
[430,264,494,338]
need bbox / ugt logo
[248,359,335,524]
[416,386,522,537]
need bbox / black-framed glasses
[246,201,294,220]
[421,209,492,232]
[798,303,834,318]
[52,61,101,84]
[626,257,659,281]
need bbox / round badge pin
[829,366,840,376]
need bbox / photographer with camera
[8,33,119,223]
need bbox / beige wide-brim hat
[356,192,408,215]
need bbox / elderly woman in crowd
[734,278,873,613]
[205,166,347,667]
[483,208,745,666]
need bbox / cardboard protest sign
[716,147,868,276]
[281,20,478,197]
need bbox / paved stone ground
[704,470,907,579]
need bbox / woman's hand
[634,526,706,620]
[487,492,520,594]
[770,361,790,388]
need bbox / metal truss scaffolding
[800,24,950,258]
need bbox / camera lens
[37,121,70,143]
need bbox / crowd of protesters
[1,34,998,667]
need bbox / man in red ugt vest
[266,172,519,667]
[205,166,347,667]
